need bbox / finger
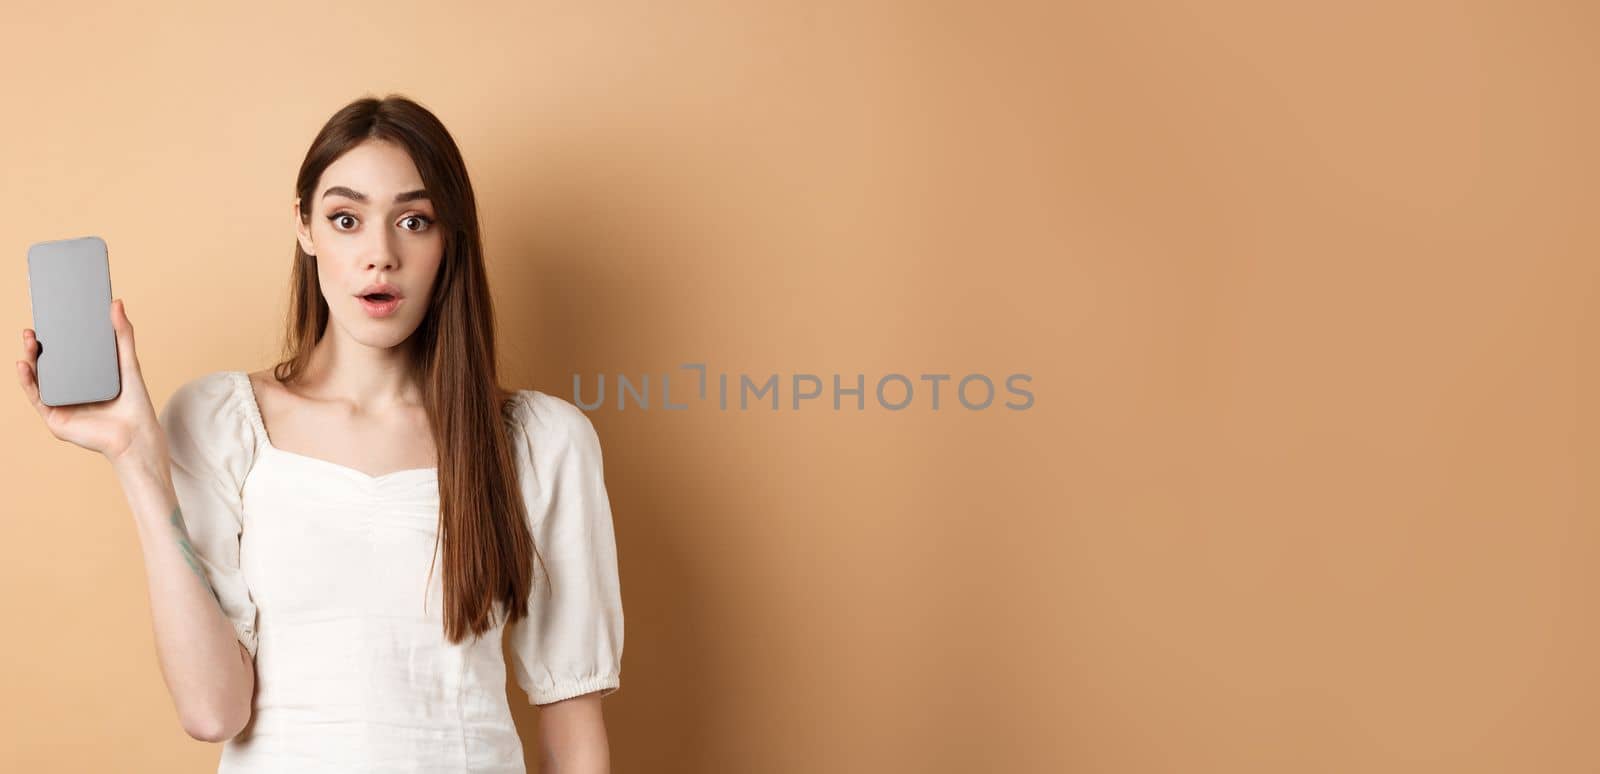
[19,330,48,418]
[21,328,37,369]
[21,329,40,384]
[16,358,47,419]
[111,298,140,374]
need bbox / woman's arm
[536,693,611,773]
[16,303,253,741]
[114,447,256,741]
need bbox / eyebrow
[321,186,431,204]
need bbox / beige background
[1,2,1591,772]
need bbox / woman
[14,94,623,773]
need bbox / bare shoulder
[246,368,325,421]
[242,368,290,424]
[244,368,281,400]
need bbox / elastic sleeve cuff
[231,619,259,660]
[531,675,620,706]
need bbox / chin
[338,317,422,349]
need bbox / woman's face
[294,138,444,351]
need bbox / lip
[355,283,405,319]
[357,294,403,318]
[356,282,404,299]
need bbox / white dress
[158,370,624,773]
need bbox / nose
[365,230,400,273]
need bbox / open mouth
[358,292,403,317]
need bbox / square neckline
[229,370,439,483]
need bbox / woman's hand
[16,298,165,467]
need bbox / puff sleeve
[506,390,624,706]
[158,371,262,659]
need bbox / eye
[327,212,359,231]
[400,214,434,232]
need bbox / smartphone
[26,235,121,406]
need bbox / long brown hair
[274,94,540,644]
